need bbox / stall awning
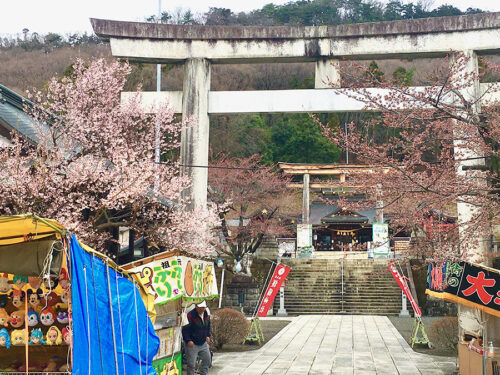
[0,215,64,245]
[426,261,500,318]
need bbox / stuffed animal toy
[11,329,27,346]
[12,275,28,290]
[43,277,58,290]
[59,268,70,290]
[27,307,39,327]
[0,328,11,348]
[27,288,43,311]
[60,289,70,307]
[0,308,9,327]
[9,310,24,328]
[62,326,72,345]
[0,294,8,308]
[9,289,25,309]
[29,328,46,345]
[28,276,42,290]
[56,307,69,324]
[43,291,59,308]
[0,274,11,294]
[46,326,62,345]
[40,308,55,326]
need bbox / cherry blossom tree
[321,53,500,263]
[0,58,220,258]
[208,154,297,267]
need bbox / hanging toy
[58,268,70,290]
[56,307,69,324]
[27,289,43,312]
[43,291,59,309]
[0,328,11,348]
[27,307,40,327]
[45,326,62,345]
[28,276,42,290]
[12,275,28,290]
[0,308,9,327]
[9,289,25,309]
[40,308,55,326]
[62,326,72,345]
[10,330,27,346]
[9,310,24,328]
[29,328,46,345]
[43,277,58,290]
[60,289,70,306]
[0,274,12,294]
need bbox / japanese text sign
[129,256,218,306]
[257,264,290,317]
[427,262,500,317]
[388,262,422,317]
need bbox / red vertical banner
[257,264,291,317]
[388,262,422,317]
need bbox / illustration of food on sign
[202,265,214,295]
[160,359,180,375]
[184,261,194,296]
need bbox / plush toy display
[62,326,72,345]
[0,308,9,327]
[27,307,39,327]
[9,310,24,328]
[60,289,70,306]
[0,328,11,348]
[29,328,46,345]
[28,276,42,290]
[59,268,70,290]
[43,277,58,290]
[12,275,28,290]
[11,329,26,346]
[27,288,43,311]
[9,289,25,309]
[46,326,62,346]
[40,308,55,326]
[0,274,11,294]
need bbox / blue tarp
[70,235,159,375]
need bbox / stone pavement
[210,315,457,375]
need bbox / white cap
[196,300,207,308]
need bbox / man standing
[182,301,211,375]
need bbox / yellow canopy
[0,215,65,245]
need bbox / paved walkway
[211,315,457,375]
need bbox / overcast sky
[1,0,499,36]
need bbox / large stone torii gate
[91,13,500,236]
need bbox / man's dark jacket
[182,309,210,346]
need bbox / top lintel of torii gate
[90,13,500,63]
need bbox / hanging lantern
[217,258,224,268]
[235,261,242,272]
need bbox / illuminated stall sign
[426,262,500,317]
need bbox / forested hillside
[0,0,489,164]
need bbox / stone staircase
[274,258,411,316]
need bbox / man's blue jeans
[185,341,211,375]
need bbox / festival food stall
[0,215,159,374]
[122,251,219,375]
[427,261,500,375]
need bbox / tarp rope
[114,271,127,375]
[105,260,120,375]
[90,254,105,374]
[83,265,91,375]
[133,281,144,375]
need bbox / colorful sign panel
[426,262,500,318]
[153,352,182,375]
[257,264,291,317]
[388,262,422,316]
[130,256,218,305]
[372,223,390,256]
[154,327,182,360]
